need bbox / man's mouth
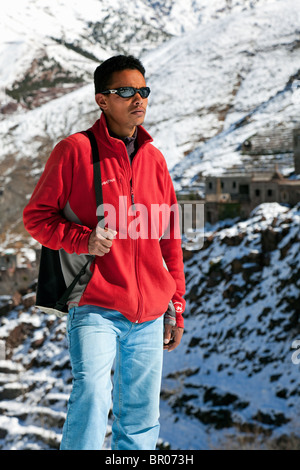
[131,109,145,115]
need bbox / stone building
[0,248,38,295]
[205,128,300,224]
[294,128,300,174]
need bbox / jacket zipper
[129,172,143,323]
[130,179,136,211]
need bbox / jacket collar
[91,112,153,155]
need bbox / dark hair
[94,55,146,94]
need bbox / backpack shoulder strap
[53,129,104,312]
[84,129,105,227]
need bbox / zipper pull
[130,185,136,211]
[130,181,136,212]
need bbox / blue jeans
[60,306,164,450]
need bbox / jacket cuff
[76,230,92,255]
[172,298,185,328]
[175,313,184,329]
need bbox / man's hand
[163,324,184,352]
[88,226,117,256]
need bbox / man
[23,55,186,450]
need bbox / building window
[255,189,260,197]
[239,184,249,195]
[232,181,236,189]
[208,182,213,190]
[267,189,273,197]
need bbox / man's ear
[95,93,108,110]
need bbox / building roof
[242,126,294,155]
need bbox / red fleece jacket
[23,114,186,327]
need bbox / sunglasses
[99,86,151,99]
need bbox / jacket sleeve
[23,139,92,254]
[159,166,186,328]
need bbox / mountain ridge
[0,202,299,449]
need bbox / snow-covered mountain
[0,0,245,110]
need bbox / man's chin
[134,116,145,126]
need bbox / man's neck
[105,117,136,138]
[108,126,138,163]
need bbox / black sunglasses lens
[118,87,150,98]
[118,88,134,97]
[140,87,150,98]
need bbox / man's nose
[132,92,144,104]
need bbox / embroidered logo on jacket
[102,178,116,186]
[174,302,183,313]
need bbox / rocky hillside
[160,202,300,449]
[0,202,299,450]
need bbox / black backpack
[35,130,104,316]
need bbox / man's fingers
[96,236,113,248]
[88,227,117,256]
[166,336,180,352]
[97,244,111,254]
[164,324,172,344]
[96,226,117,240]
[163,327,184,352]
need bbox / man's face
[96,69,148,137]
